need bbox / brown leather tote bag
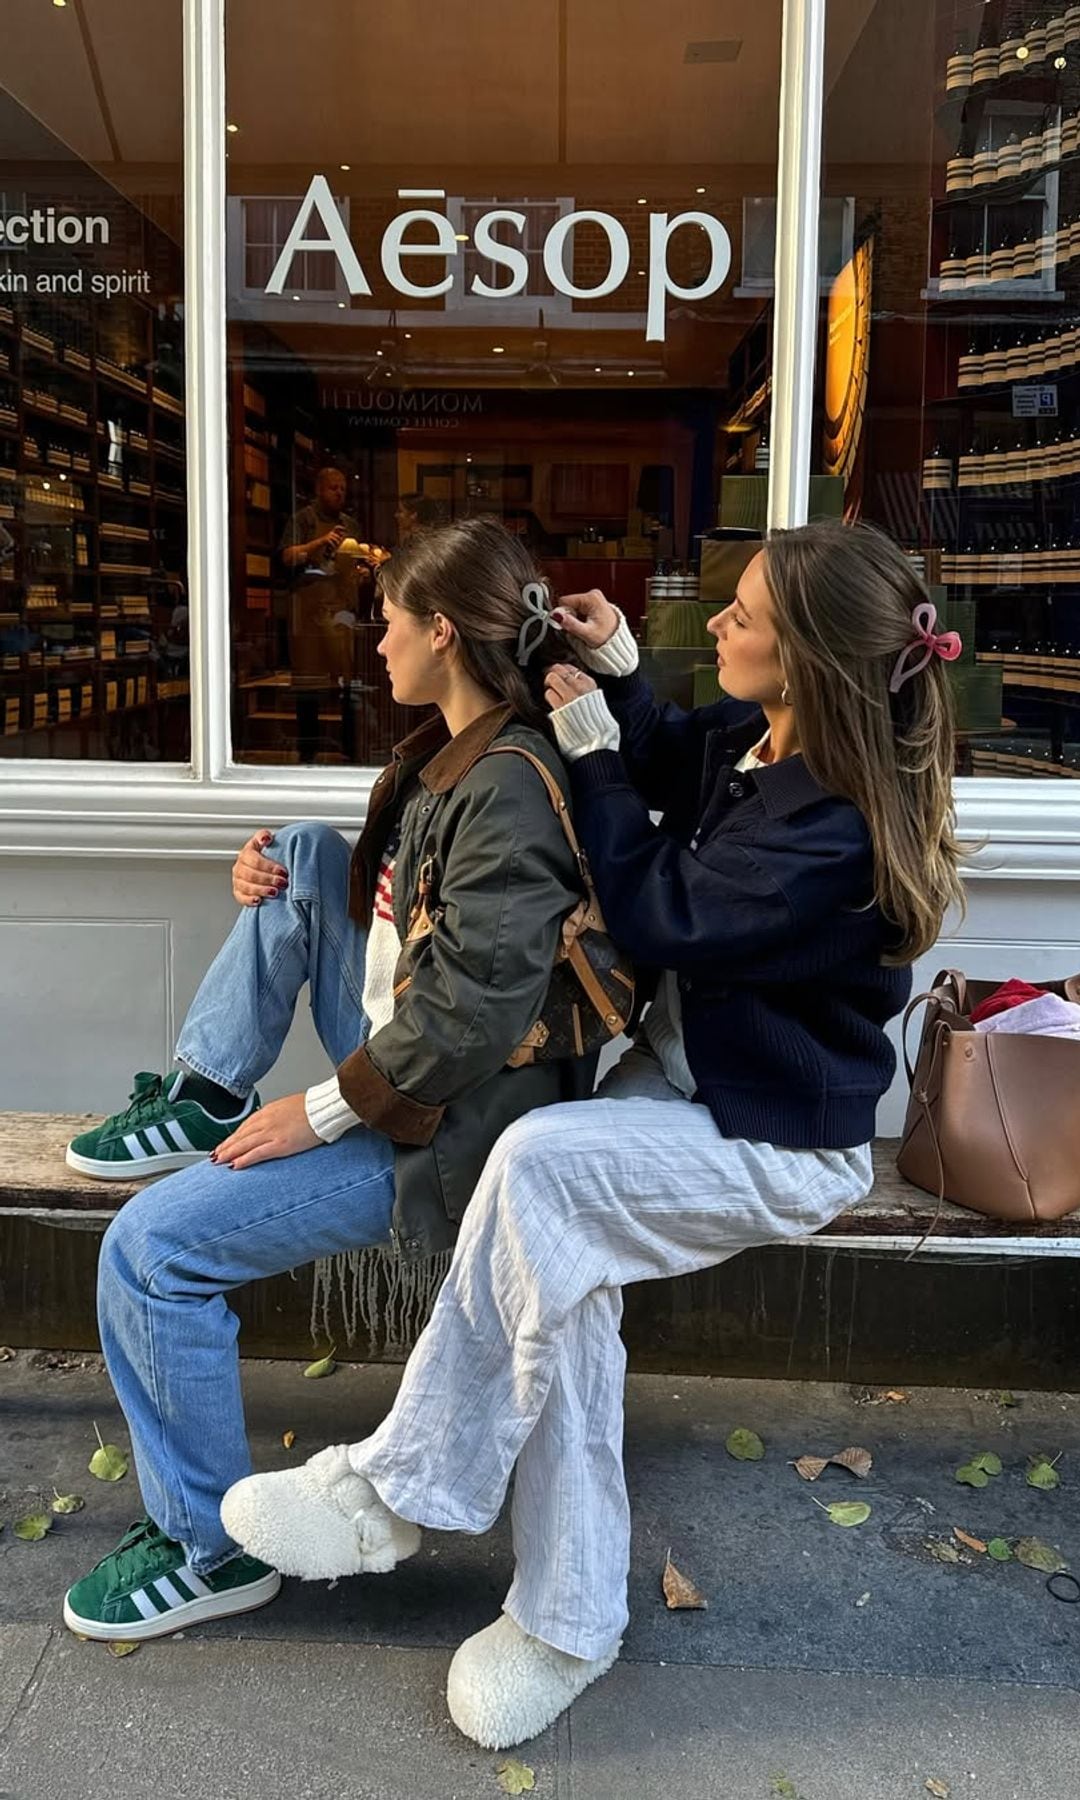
[896,967,1080,1223]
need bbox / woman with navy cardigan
[224,519,965,1751]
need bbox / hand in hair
[551,589,620,649]
[544,663,599,712]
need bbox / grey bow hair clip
[516,580,562,666]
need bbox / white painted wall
[3,838,1077,1136]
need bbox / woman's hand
[212,1093,320,1169]
[232,831,288,906]
[551,589,620,649]
[544,663,599,712]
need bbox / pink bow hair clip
[888,601,962,694]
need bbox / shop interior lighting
[594,366,602,373]
[226,122,239,134]
[1016,43,1030,59]
[52,1,67,9]
[340,164,350,171]
[637,197,648,205]
[696,186,706,194]
[1056,54,1068,67]
[492,345,505,354]
[455,233,469,242]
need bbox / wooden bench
[5,1112,1080,1258]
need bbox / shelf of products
[0,293,189,760]
[921,1,1080,763]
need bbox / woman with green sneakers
[61,517,599,1643]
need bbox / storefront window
[0,5,188,763]
[225,0,783,767]
[818,0,1080,780]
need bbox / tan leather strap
[566,935,630,1035]
[482,744,605,920]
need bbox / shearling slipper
[446,1613,620,1748]
[220,1443,421,1580]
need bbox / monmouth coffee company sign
[265,177,732,344]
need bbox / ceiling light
[52,0,67,8]
[337,301,346,309]
[42,479,51,490]
[455,233,469,242]
[637,197,647,205]
[696,186,706,195]
[340,163,351,171]
[492,345,505,354]
[594,366,602,373]
[1056,53,1068,67]
[404,332,412,339]
[59,472,67,480]
[1017,43,1030,59]
[226,122,239,134]
[627,370,635,377]
[292,294,300,301]
[636,270,645,276]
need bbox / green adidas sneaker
[65,1070,260,1180]
[63,1518,281,1641]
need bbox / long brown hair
[762,519,965,965]
[377,515,582,729]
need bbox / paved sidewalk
[3,1355,1079,1798]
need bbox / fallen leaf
[998,1390,1018,1408]
[495,1757,535,1795]
[770,1779,798,1799]
[926,1538,963,1565]
[793,1455,829,1482]
[107,1641,140,1658]
[953,1527,987,1555]
[51,1492,85,1515]
[884,1389,909,1403]
[1015,1536,1067,1574]
[1026,1456,1061,1491]
[926,1779,950,1798]
[986,1538,1013,1562]
[830,1446,873,1480]
[814,1500,871,1527]
[725,1427,765,1462]
[89,1443,129,1482]
[303,1347,337,1379]
[954,1464,989,1489]
[88,1420,129,1483]
[662,1550,708,1610]
[282,1430,296,1450]
[13,1512,52,1542]
[972,1451,1002,1476]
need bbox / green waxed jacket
[340,702,596,1260]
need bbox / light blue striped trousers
[348,1048,873,1659]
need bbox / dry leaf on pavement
[495,1757,535,1794]
[926,1779,950,1798]
[662,1550,708,1609]
[793,1446,872,1481]
[952,1527,987,1555]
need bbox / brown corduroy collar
[391,702,517,794]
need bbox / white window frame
[0,0,1076,888]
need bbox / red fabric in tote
[969,979,1047,1025]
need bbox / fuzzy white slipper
[446,1613,620,1748]
[220,1444,421,1580]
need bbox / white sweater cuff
[550,686,621,761]
[579,610,639,677]
[305,1074,362,1143]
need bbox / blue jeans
[97,823,395,1571]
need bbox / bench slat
[2,1115,1079,1241]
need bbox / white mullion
[768,0,827,530]
[183,0,231,782]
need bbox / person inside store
[280,464,369,762]
[59,517,603,1646]
[221,520,966,1752]
[395,491,447,540]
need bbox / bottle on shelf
[1000,2,1026,70]
[946,28,974,91]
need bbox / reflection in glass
[0,5,187,761]
[819,0,1080,780]
[225,0,784,765]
